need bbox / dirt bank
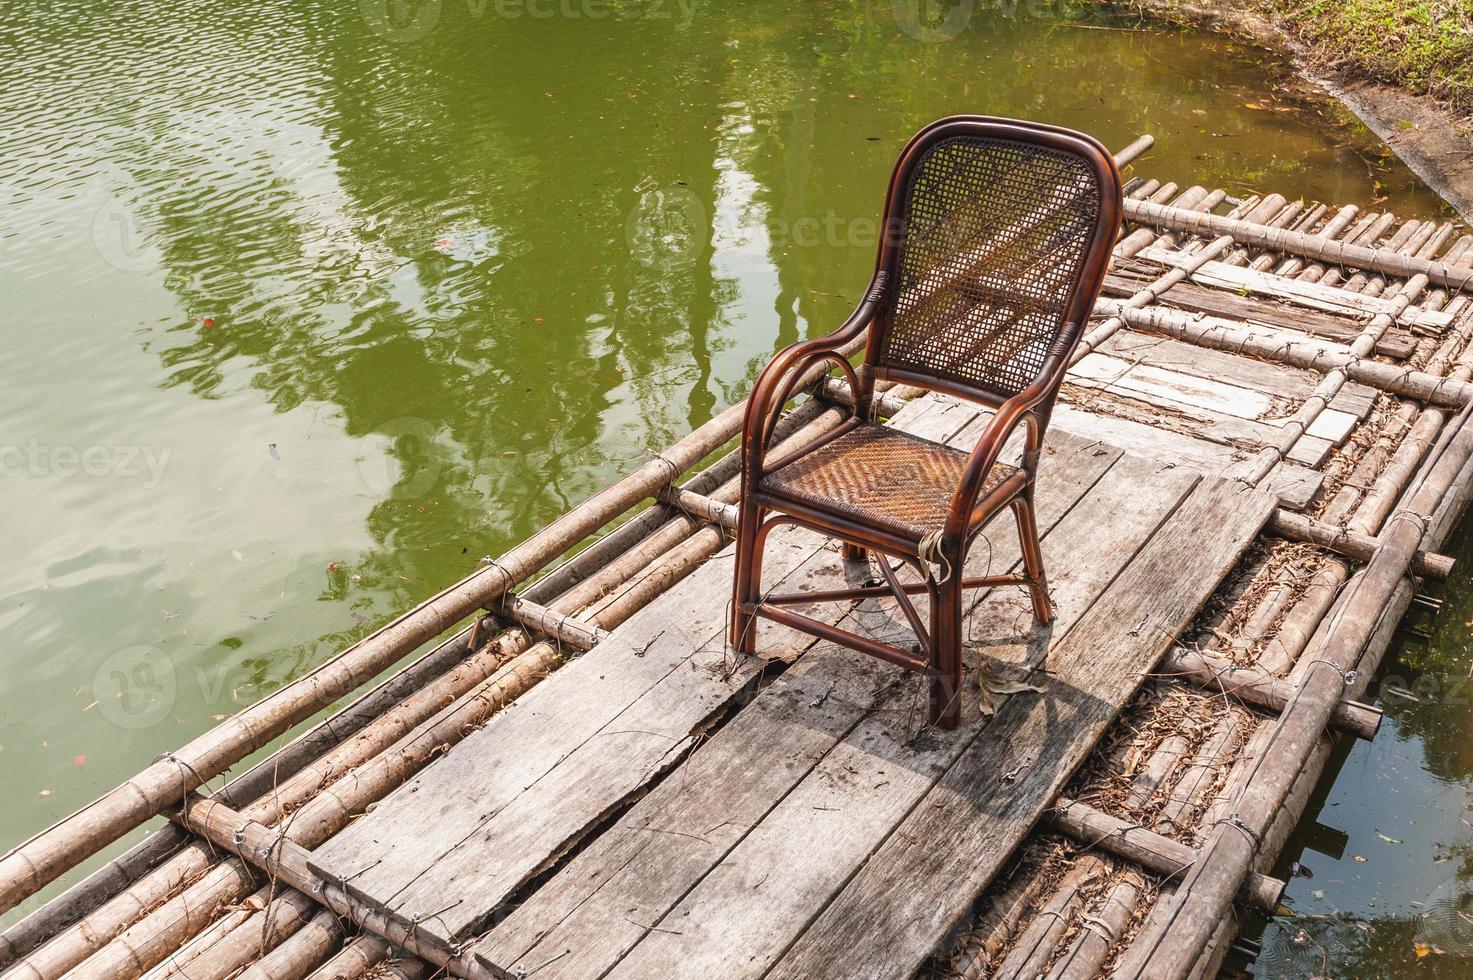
[1111,0,1473,219]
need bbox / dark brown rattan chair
[729,116,1122,729]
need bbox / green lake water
[0,0,1467,973]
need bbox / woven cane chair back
[874,133,1105,402]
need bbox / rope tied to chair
[917,529,954,584]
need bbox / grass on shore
[1261,0,1473,114]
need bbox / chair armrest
[942,337,1074,541]
[741,274,888,480]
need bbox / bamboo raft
[5,133,1473,979]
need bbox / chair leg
[730,501,764,654]
[841,543,867,562]
[1012,493,1054,626]
[928,574,964,729]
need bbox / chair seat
[759,422,1019,544]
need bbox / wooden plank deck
[13,168,1472,980]
[309,391,1276,977]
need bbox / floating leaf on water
[1353,854,1368,862]
[1376,832,1402,844]
[1416,940,1432,958]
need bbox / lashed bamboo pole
[171,795,495,979]
[233,907,343,980]
[1235,280,1422,483]
[1106,220,1473,975]
[947,867,1055,979]
[45,384,897,980]
[305,935,391,980]
[1073,191,1239,363]
[1099,301,1473,407]
[145,903,256,978]
[1045,800,1282,912]
[157,887,317,980]
[1047,705,1250,980]
[1267,509,1453,577]
[1120,400,1473,978]
[971,207,1452,977]
[1124,198,1473,292]
[0,614,479,971]
[1160,648,1381,738]
[0,340,870,916]
[1234,220,1452,485]
[989,693,1206,978]
[489,594,606,651]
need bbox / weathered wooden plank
[763,476,1276,980]
[1099,272,1419,359]
[1050,404,1323,509]
[1070,353,1278,422]
[1138,245,1453,330]
[307,398,985,945]
[476,438,1126,980]
[579,455,1201,980]
[1098,330,1315,402]
[1304,407,1359,444]
[1061,383,1333,469]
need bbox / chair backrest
[867,117,1122,407]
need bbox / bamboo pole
[155,887,317,980]
[37,384,901,980]
[234,908,343,980]
[1159,647,1381,738]
[1106,221,1473,975]
[1267,509,1453,577]
[0,614,476,971]
[1073,190,1236,362]
[1114,134,1155,167]
[1099,301,1473,407]
[305,935,391,980]
[1235,278,1424,484]
[1124,198,1473,292]
[1234,219,1453,485]
[488,594,606,651]
[0,337,871,915]
[1121,401,1473,978]
[1046,799,1282,912]
[145,903,256,978]
[1046,706,1249,980]
[171,795,496,979]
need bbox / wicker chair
[729,116,1122,729]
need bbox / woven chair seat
[760,423,1018,543]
